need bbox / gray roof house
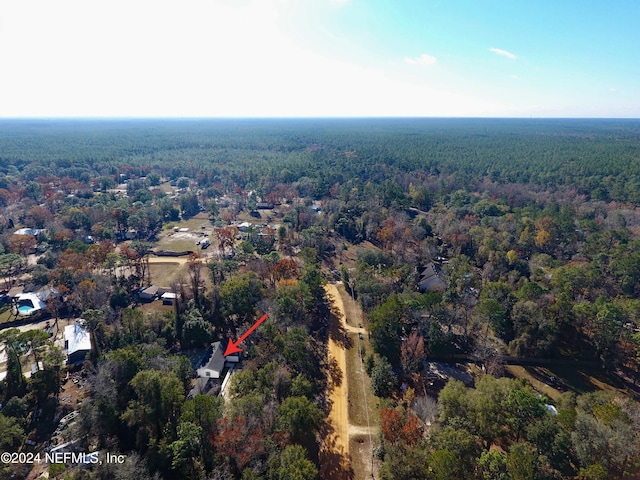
[196,340,240,379]
[138,286,159,302]
[417,263,447,293]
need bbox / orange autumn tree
[381,408,425,446]
[8,234,37,257]
[212,417,266,473]
[376,217,396,251]
[380,408,403,444]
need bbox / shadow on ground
[319,422,355,480]
[329,308,354,350]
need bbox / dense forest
[1,118,640,480]
[2,118,640,203]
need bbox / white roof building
[236,222,251,232]
[64,321,92,365]
[12,287,59,317]
[161,292,179,305]
[13,292,47,316]
[13,228,45,236]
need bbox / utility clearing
[320,282,379,480]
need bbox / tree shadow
[319,422,355,480]
[329,309,353,350]
[329,302,343,321]
[329,357,343,389]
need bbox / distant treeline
[1,118,640,202]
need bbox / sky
[0,0,638,118]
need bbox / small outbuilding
[161,292,179,305]
[236,222,251,232]
[138,286,159,302]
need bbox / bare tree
[401,331,426,375]
[412,395,438,426]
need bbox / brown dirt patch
[349,435,379,480]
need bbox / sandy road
[147,256,190,264]
[320,284,351,478]
[321,282,378,479]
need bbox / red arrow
[224,313,268,357]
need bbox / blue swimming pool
[18,305,34,314]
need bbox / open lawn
[506,364,630,402]
[542,364,629,396]
[349,435,379,480]
[154,233,204,253]
[0,307,13,325]
[334,284,379,428]
[148,261,190,288]
[163,212,212,231]
[155,213,218,254]
[137,300,175,316]
[235,210,272,222]
[505,366,563,401]
[157,181,175,194]
[329,283,379,428]
[346,331,379,428]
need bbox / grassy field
[162,212,212,231]
[137,300,174,316]
[331,283,376,424]
[337,283,380,429]
[0,307,13,324]
[349,436,379,480]
[156,213,213,253]
[506,364,630,402]
[148,261,190,288]
[346,331,380,428]
[543,364,629,396]
[235,210,271,222]
[155,233,203,253]
[505,366,563,401]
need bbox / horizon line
[1,115,639,121]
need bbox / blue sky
[0,0,637,117]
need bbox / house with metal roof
[64,320,92,365]
[196,340,240,379]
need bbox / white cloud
[404,53,437,66]
[490,48,517,60]
[609,88,618,92]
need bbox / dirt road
[320,283,352,479]
[321,282,378,480]
[147,255,190,265]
